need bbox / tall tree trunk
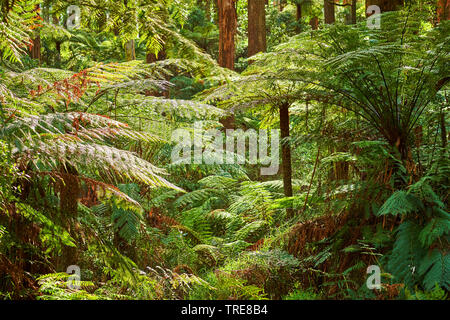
[30,4,41,64]
[279,102,293,218]
[125,40,136,61]
[324,0,336,24]
[53,16,61,67]
[351,0,357,24]
[218,0,237,127]
[437,0,450,22]
[248,0,266,57]
[296,3,302,20]
[365,0,403,14]
[218,0,237,70]
[296,3,302,32]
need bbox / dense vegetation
[0,0,448,300]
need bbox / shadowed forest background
[0,0,448,300]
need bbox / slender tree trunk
[296,3,302,20]
[218,0,237,70]
[248,0,266,57]
[30,5,41,64]
[296,3,302,32]
[343,0,351,24]
[52,16,61,67]
[437,0,450,22]
[279,102,293,218]
[324,0,335,24]
[351,0,357,24]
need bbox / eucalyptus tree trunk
[279,102,293,218]
[218,0,237,70]
[324,0,335,24]
[248,0,266,57]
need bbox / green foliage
[0,0,448,301]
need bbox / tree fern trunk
[296,3,302,32]
[57,164,80,271]
[280,102,293,218]
[352,0,357,24]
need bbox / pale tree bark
[125,40,136,61]
[218,0,237,70]
[248,0,266,57]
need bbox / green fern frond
[376,191,423,216]
[418,249,450,291]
